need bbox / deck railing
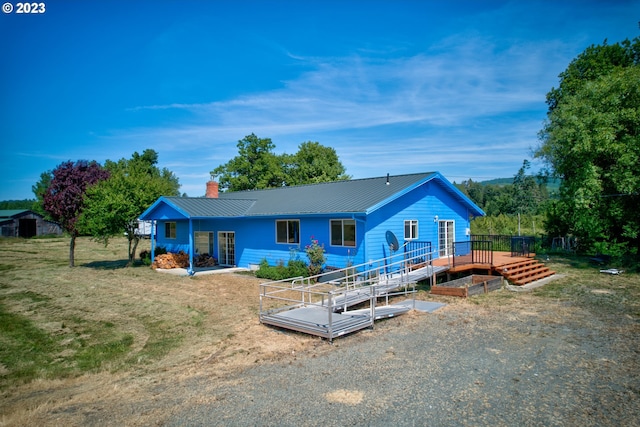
[289,243,437,294]
[471,234,512,252]
[259,244,439,313]
[452,240,493,268]
[509,236,535,257]
[472,234,540,256]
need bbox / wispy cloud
[3,0,636,201]
[98,8,619,194]
[119,35,559,185]
[131,34,559,132]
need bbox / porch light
[434,215,438,222]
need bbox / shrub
[255,258,310,280]
[287,259,308,277]
[305,237,326,276]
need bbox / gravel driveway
[162,297,640,426]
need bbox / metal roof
[0,209,30,219]
[160,197,256,218]
[218,172,436,215]
[141,172,485,219]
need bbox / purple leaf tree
[43,160,110,267]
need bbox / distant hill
[479,178,512,186]
[480,177,561,193]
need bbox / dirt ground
[1,238,639,426]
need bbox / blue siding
[237,216,366,269]
[155,216,368,269]
[364,180,471,263]
[156,220,190,253]
[149,175,478,270]
[150,203,188,220]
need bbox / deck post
[187,219,194,275]
[327,292,333,341]
[150,220,156,262]
[259,286,263,321]
[370,285,376,328]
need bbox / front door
[438,220,455,257]
[218,231,235,266]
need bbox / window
[195,231,213,255]
[276,220,300,244]
[165,222,176,239]
[330,219,356,247]
[404,220,418,240]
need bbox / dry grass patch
[1,238,638,426]
[0,237,322,426]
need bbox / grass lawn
[0,236,638,425]
[0,236,280,392]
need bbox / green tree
[79,149,180,264]
[545,38,640,112]
[536,38,640,256]
[512,160,548,216]
[212,134,285,192]
[212,134,350,191]
[284,141,350,185]
[0,199,36,210]
[31,170,53,218]
[457,180,517,217]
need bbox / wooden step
[501,262,542,277]
[506,265,551,281]
[511,270,556,286]
[495,259,555,286]
[498,260,537,272]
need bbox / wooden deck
[433,251,534,272]
[432,251,555,286]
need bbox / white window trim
[275,219,300,244]
[404,219,419,240]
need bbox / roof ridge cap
[219,171,436,195]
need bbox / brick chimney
[206,181,219,198]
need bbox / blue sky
[1,1,638,200]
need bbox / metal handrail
[260,247,439,313]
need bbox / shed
[0,210,63,238]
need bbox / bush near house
[255,259,308,281]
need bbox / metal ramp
[324,264,448,312]
[259,246,449,341]
[259,304,411,340]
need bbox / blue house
[139,172,484,273]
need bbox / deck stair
[498,259,555,286]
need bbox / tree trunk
[69,234,76,267]
[127,235,140,266]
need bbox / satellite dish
[385,230,399,252]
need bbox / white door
[218,231,235,266]
[438,220,455,257]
